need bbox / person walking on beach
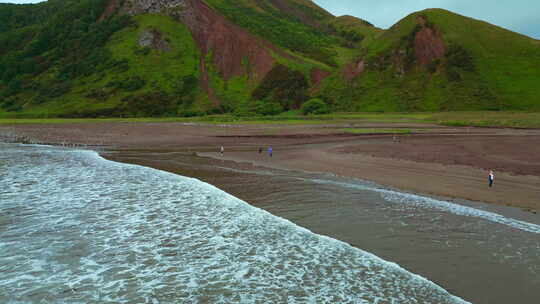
[488,170,494,187]
[258,147,263,154]
[268,146,273,157]
[220,145,224,156]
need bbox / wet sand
[2,122,539,212]
[201,141,540,213]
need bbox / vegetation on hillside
[301,98,330,115]
[0,2,205,118]
[0,0,134,116]
[252,64,309,110]
[328,15,384,47]
[0,2,538,118]
[106,14,201,117]
[204,0,351,66]
[0,0,69,32]
[3,111,540,129]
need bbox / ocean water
[0,143,469,303]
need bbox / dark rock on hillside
[138,28,171,51]
[121,0,186,15]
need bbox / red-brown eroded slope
[414,16,446,65]
[342,59,365,81]
[117,0,304,104]
[121,0,283,81]
[309,68,331,93]
[181,0,277,81]
[310,68,331,86]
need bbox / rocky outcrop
[138,28,171,51]
[121,0,187,15]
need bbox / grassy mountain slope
[318,9,540,111]
[0,2,539,118]
[0,0,68,32]
[0,0,136,117]
[23,14,201,118]
[204,0,358,67]
[0,0,364,117]
[328,15,384,46]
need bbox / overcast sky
[2,0,40,3]
[3,0,539,39]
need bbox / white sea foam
[309,178,540,234]
[0,144,469,303]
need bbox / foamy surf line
[310,178,540,234]
[0,144,469,303]
[87,150,469,303]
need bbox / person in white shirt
[488,170,494,187]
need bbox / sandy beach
[2,121,539,212]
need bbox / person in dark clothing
[258,147,263,154]
[488,170,494,187]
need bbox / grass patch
[341,128,413,134]
[106,14,200,93]
[2,111,539,128]
[0,112,427,125]
[427,111,540,128]
[0,116,329,125]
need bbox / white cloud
[1,0,45,3]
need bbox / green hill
[317,9,540,111]
[1,2,539,118]
[203,0,357,66]
[328,15,384,47]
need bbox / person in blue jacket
[268,146,273,157]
